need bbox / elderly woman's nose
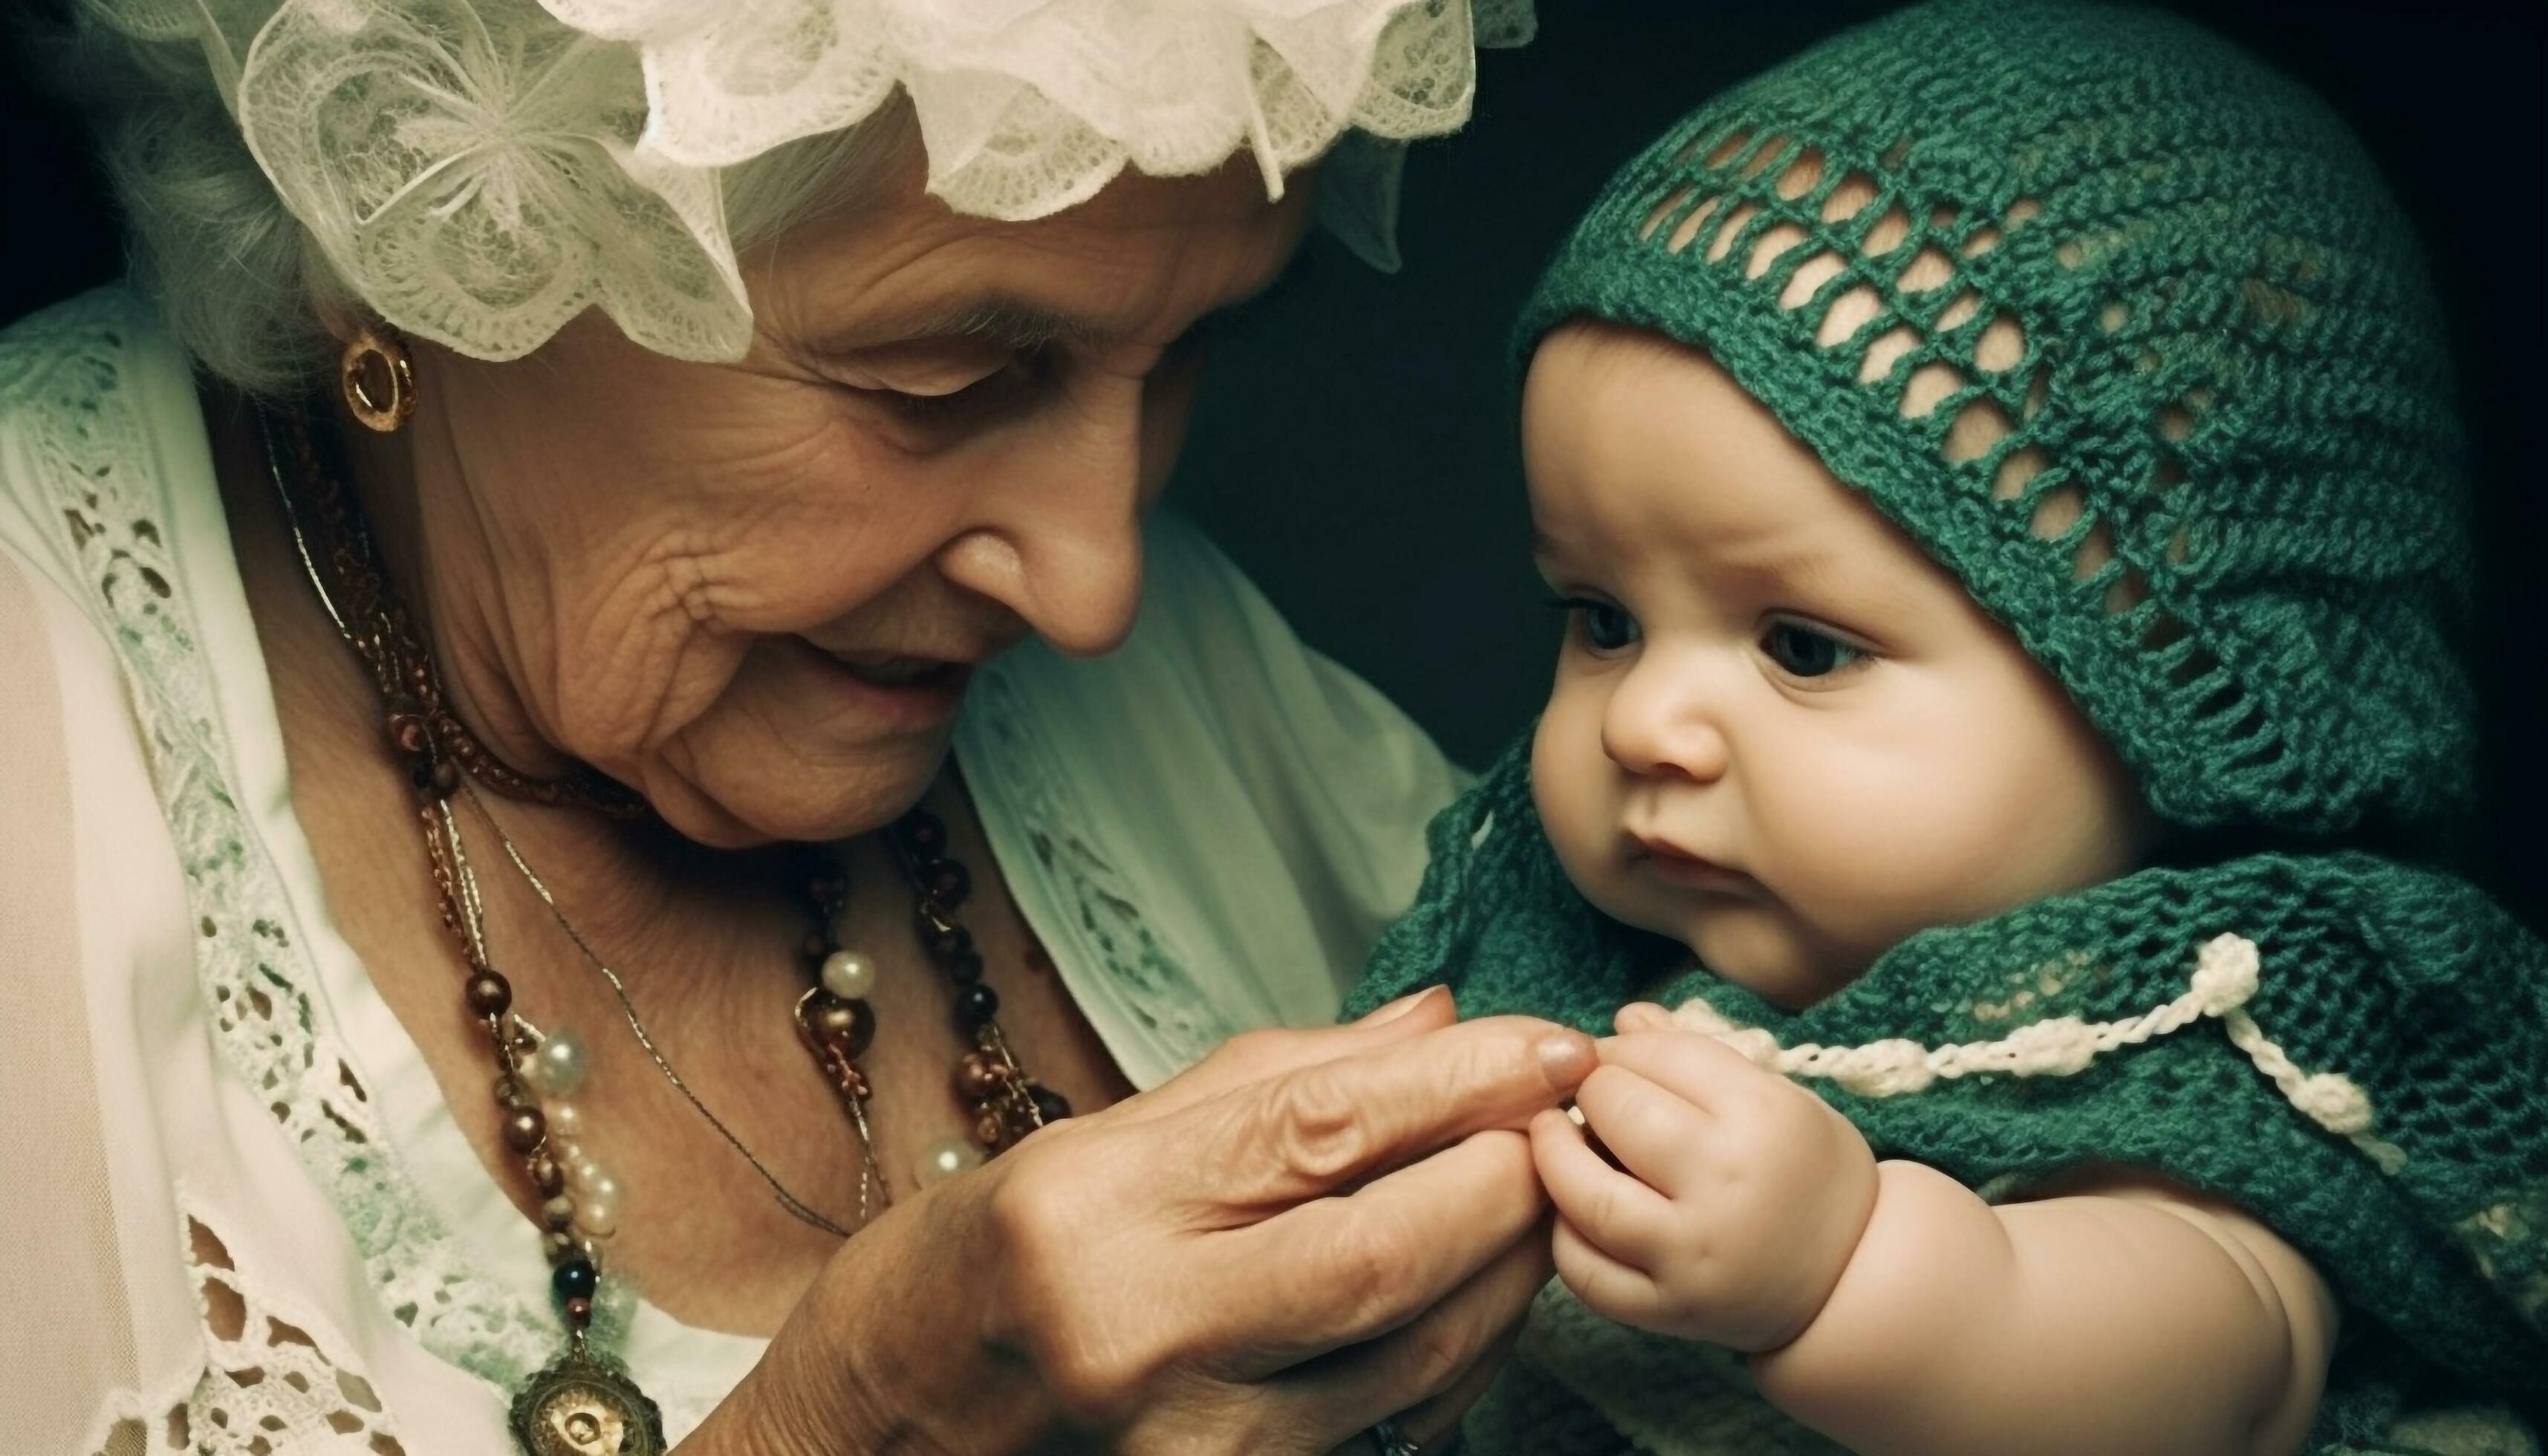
[932,379,1149,657]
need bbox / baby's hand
[1530,1002,1880,1352]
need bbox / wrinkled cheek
[551,611,754,762]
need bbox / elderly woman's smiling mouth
[787,631,1015,729]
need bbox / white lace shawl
[84,0,1535,364]
[0,286,1465,1452]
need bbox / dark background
[4,3,2540,929]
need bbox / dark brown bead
[953,983,999,1032]
[947,949,985,984]
[925,858,972,909]
[899,810,947,856]
[564,1296,594,1328]
[464,969,513,1018]
[800,929,831,963]
[920,920,973,963]
[1030,1086,1073,1125]
[955,1053,1004,1099]
[543,1229,578,1262]
[501,1106,547,1153]
[805,992,875,1058]
[553,1258,599,1302]
[387,712,428,755]
[542,1195,578,1230]
[493,1074,533,1110]
[530,1154,566,1196]
[972,1111,1009,1150]
[428,758,461,797]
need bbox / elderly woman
[0,1,1592,1452]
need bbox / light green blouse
[0,287,1465,1453]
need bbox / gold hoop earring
[339,324,417,433]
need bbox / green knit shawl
[1348,744,2548,1452]
[1342,2,2545,1449]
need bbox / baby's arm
[1536,1010,2336,1456]
[1752,1160,2336,1456]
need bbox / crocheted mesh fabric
[1350,744,2548,1448]
[1349,4,2543,1447]
[1512,0,2474,838]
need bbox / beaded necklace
[259,401,1071,1455]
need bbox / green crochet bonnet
[1352,3,2546,1449]
[1512,0,2474,841]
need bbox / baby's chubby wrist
[1747,1160,2011,1422]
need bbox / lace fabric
[80,0,1534,362]
[1,287,1463,1449]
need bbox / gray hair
[64,13,915,396]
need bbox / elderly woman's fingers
[1270,1209,1554,1449]
[1214,1128,1544,1376]
[1114,987,1461,1124]
[1195,1015,1594,1208]
[1374,1238,1544,1454]
[1529,1106,1671,1270]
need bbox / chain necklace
[257,400,1073,1455]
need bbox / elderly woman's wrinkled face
[394,159,1313,847]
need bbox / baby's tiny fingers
[1551,1215,1664,1328]
[1599,1028,1780,1119]
[1530,1108,1670,1268]
[1573,1065,1709,1195]
[1613,1001,1673,1034]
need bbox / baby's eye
[1761,620,1865,678]
[1548,597,1642,653]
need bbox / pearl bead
[550,1137,585,1172]
[545,1100,585,1139]
[523,1029,590,1098]
[579,1169,625,1212]
[914,1136,984,1188]
[575,1190,620,1238]
[821,949,877,1001]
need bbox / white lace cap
[82,0,1534,364]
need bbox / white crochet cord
[1671,933,2408,1174]
[80,0,1534,364]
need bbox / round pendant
[509,1345,666,1456]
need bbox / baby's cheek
[1531,698,1629,909]
[1757,734,2006,955]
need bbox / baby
[1350,3,2547,1453]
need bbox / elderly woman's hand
[689,988,1589,1454]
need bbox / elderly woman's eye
[844,345,1052,420]
[1761,619,1868,678]
[1547,597,1641,653]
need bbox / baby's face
[1524,321,2146,1007]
